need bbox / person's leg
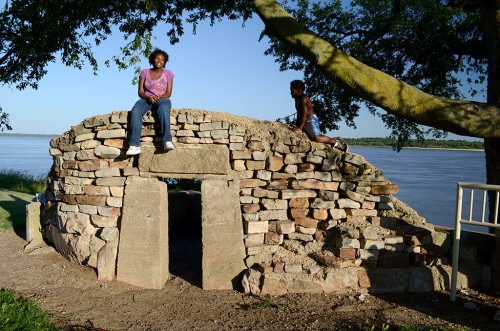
[152,98,172,144]
[128,99,151,147]
[314,135,336,144]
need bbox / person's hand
[147,95,159,104]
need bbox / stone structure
[39,108,492,294]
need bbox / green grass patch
[0,189,34,231]
[0,170,46,195]
[0,288,59,331]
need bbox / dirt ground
[1,229,499,331]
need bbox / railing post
[450,182,463,302]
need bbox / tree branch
[252,0,500,139]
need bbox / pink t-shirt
[140,69,174,97]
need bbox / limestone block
[323,267,360,293]
[366,268,409,293]
[140,144,230,175]
[75,132,95,142]
[260,273,288,296]
[26,202,43,243]
[287,232,313,242]
[240,179,266,188]
[296,172,314,179]
[291,179,325,190]
[230,135,244,143]
[289,197,309,208]
[329,209,347,219]
[336,237,360,249]
[311,198,336,209]
[201,179,247,290]
[91,215,118,228]
[306,154,323,164]
[295,217,319,229]
[259,210,288,221]
[95,168,121,178]
[256,170,272,181]
[337,198,361,209]
[290,208,308,219]
[314,172,332,182]
[117,177,169,289]
[268,179,288,190]
[284,153,305,164]
[96,129,126,139]
[281,190,317,199]
[245,220,269,234]
[261,199,287,210]
[97,243,118,281]
[79,205,98,215]
[407,266,434,293]
[177,137,200,144]
[344,154,365,166]
[266,155,284,171]
[76,149,95,160]
[197,130,211,138]
[244,233,265,247]
[242,269,263,295]
[106,197,123,208]
[252,188,279,199]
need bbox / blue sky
[0,17,480,140]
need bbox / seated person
[126,49,175,156]
[289,79,348,152]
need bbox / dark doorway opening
[167,182,202,287]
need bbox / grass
[0,289,59,331]
[0,170,47,195]
[0,170,46,231]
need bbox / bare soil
[1,229,499,331]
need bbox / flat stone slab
[116,177,169,289]
[138,144,230,175]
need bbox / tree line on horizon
[347,137,484,150]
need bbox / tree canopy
[1,0,499,140]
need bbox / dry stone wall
[41,108,491,294]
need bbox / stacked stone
[43,108,469,293]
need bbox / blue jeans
[128,98,172,147]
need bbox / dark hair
[148,49,169,67]
[290,79,305,92]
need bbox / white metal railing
[450,182,500,301]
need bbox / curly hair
[290,79,305,92]
[148,49,169,67]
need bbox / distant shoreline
[352,145,484,152]
[0,133,57,137]
[0,133,485,151]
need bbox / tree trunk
[482,0,500,230]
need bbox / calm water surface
[0,135,54,177]
[351,147,486,230]
[0,136,488,229]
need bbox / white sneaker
[126,146,141,156]
[164,141,175,151]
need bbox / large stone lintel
[138,143,230,175]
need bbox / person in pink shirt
[126,49,175,156]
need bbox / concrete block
[117,177,169,289]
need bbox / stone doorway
[168,186,202,287]
[116,176,246,290]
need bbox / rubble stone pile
[39,108,490,294]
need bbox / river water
[0,135,487,229]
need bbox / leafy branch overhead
[1,0,499,140]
